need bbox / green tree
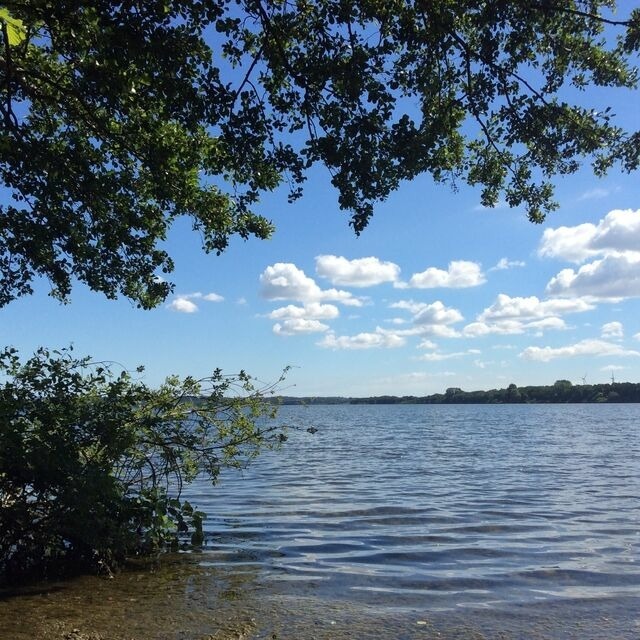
[0,1,638,307]
[0,346,287,582]
[506,383,520,403]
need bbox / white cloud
[464,321,521,337]
[273,319,330,335]
[390,299,464,337]
[520,339,640,362]
[236,297,248,305]
[635,332,640,341]
[464,317,568,337]
[260,263,362,306]
[390,299,463,323]
[315,255,400,287]
[489,257,526,271]
[201,292,222,302]
[420,325,462,338]
[408,260,485,288]
[168,297,199,313]
[539,208,640,263]
[418,349,480,362]
[375,326,422,337]
[546,253,640,301]
[414,301,464,326]
[601,321,624,339]
[527,317,568,331]
[268,302,339,321]
[167,291,224,312]
[318,328,406,350]
[389,299,429,314]
[463,294,588,337]
[539,223,599,263]
[417,339,437,350]
[478,294,593,321]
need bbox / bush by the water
[0,347,286,584]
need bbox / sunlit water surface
[192,404,640,638]
[2,404,639,639]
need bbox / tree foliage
[0,1,639,307]
[0,346,287,583]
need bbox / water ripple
[185,404,640,624]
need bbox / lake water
[186,403,640,639]
[2,403,639,640]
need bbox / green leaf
[0,8,26,46]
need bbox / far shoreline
[268,379,640,405]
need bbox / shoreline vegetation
[0,348,287,586]
[270,380,640,405]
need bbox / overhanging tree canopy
[1,1,638,307]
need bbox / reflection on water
[2,404,640,639]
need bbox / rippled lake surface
[186,403,640,639]
[5,403,638,640]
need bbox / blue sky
[3,15,640,396]
[4,151,640,397]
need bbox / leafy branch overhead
[0,1,638,307]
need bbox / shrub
[0,347,286,583]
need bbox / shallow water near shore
[2,556,638,639]
[2,404,640,639]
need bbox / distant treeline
[271,380,640,405]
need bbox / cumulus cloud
[601,321,624,339]
[389,299,463,337]
[539,208,640,263]
[260,263,362,306]
[489,257,526,271]
[420,325,462,338]
[539,223,599,263]
[477,294,593,321]
[463,317,567,337]
[273,319,330,335]
[414,301,464,326]
[520,339,640,362]
[268,302,339,321]
[315,255,400,287]
[389,299,429,314]
[318,328,406,350]
[546,253,640,301]
[462,294,589,337]
[167,291,224,313]
[203,292,224,302]
[408,260,485,288]
[168,297,199,313]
